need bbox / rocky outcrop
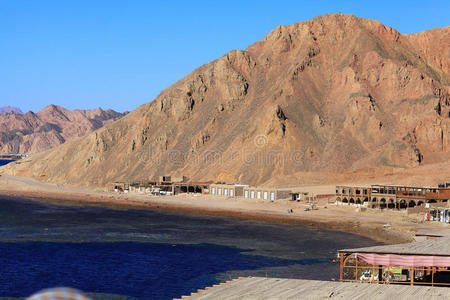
[0,105,126,154]
[1,14,449,186]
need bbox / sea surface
[0,160,14,166]
[0,195,377,300]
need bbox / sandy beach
[0,174,447,245]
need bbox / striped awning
[356,253,450,267]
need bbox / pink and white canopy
[356,253,450,268]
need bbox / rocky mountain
[0,106,23,114]
[0,105,126,154]
[2,14,449,187]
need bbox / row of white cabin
[210,184,292,201]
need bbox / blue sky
[0,1,449,113]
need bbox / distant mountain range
[0,106,23,114]
[0,105,126,154]
[1,13,449,187]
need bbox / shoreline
[0,186,419,245]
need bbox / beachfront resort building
[336,184,450,210]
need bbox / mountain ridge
[0,104,126,154]
[0,106,23,114]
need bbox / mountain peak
[0,106,23,114]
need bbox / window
[257,191,261,199]
[270,192,275,201]
[244,190,249,198]
[263,191,268,200]
[224,188,228,196]
[218,188,222,196]
[230,189,234,197]
[250,191,255,198]
[211,187,215,195]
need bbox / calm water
[0,160,14,166]
[0,195,377,299]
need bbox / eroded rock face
[2,13,449,186]
[0,105,126,154]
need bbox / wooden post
[371,264,375,284]
[339,253,344,281]
[355,255,358,281]
[432,267,435,286]
[378,265,383,282]
[410,268,414,286]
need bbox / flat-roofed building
[210,184,247,198]
[172,182,210,194]
[243,187,292,201]
[289,192,310,201]
[107,182,130,193]
[156,175,188,183]
[336,184,450,210]
[335,185,371,206]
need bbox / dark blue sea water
[0,195,377,300]
[0,160,15,166]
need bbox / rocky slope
[0,105,126,154]
[2,13,449,187]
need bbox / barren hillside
[0,105,126,154]
[2,13,449,187]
